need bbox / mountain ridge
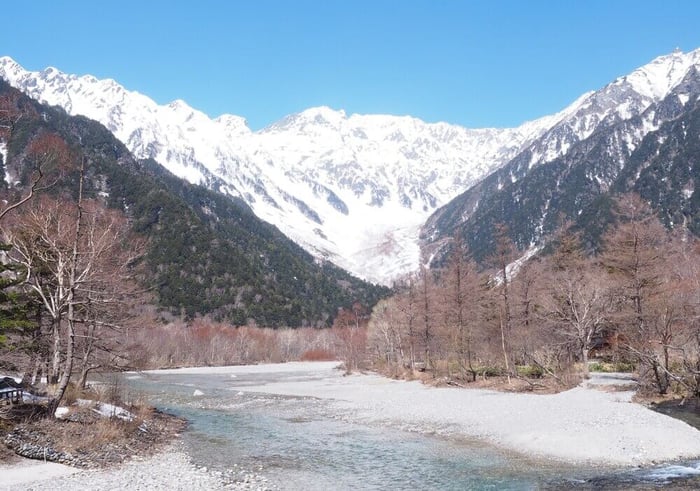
[0,79,387,326]
[0,56,567,284]
[2,49,699,283]
[421,49,700,264]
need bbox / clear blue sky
[4,1,700,130]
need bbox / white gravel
[0,444,272,491]
[4,361,700,489]
[0,460,79,489]
[220,362,700,466]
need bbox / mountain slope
[0,57,574,284]
[422,49,700,263]
[3,49,699,282]
[0,80,388,327]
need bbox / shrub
[516,365,545,378]
[589,361,636,373]
[478,366,504,377]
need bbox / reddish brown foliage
[300,349,336,361]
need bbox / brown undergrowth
[1,404,186,468]
[373,364,580,394]
[1,378,187,468]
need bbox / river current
[125,367,700,490]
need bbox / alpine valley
[0,79,389,327]
[2,48,700,287]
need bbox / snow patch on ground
[55,399,136,421]
[77,399,135,421]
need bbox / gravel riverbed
[0,443,274,491]
[185,362,700,466]
[4,362,700,489]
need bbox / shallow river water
[125,367,700,490]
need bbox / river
[124,364,700,490]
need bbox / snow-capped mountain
[422,48,700,264]
[520,48,700,170]
[0,57,550,284]
[1,48,698,283]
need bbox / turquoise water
[125,370,700,490]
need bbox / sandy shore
[3,361,700,488]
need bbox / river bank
[3,361,700,489]
[155,361,700,467]
[0,443,270,491]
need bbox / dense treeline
[0,80,388,328]
[129,321,358,369]
[369,194,700,397]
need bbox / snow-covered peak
[2,49,697,284]
[167,99,191,110]
[164,99,214,126]
[520,48,700,169]
[214,114,251,136]
[0,56,25,81]
[301,105,347,122]
[0,56,19,67]
[262,105,348,134]
[40,66,62,80]
[616,48,700,100]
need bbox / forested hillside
[0,80,388,327]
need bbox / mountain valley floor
[2,361,700,489]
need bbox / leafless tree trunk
[441,238,482,382]
[490,224,516,383]
[49,157,85,415]
[602,194,672,394]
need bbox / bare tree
[72,202,147,388]
[8,188,145,412]
[439,238,483,381]
[601,194,673,393]
[674,237,700,396]
[510,257,544,367]
[538,234,611,378]
[488,223,517,382]
[367,298,405,368]
[417,265,437,370]
[394,275,419,370]
[332,304,369,372]
[0,130,67,222]
[0,92,22,140]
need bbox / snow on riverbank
[162,361,700,466]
